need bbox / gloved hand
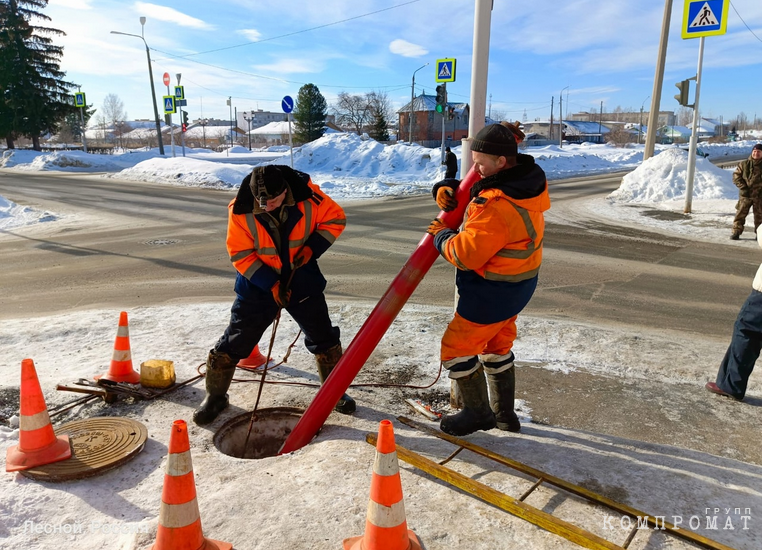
[271,281,291,308]
[426,218,449,237]
[436,186,458,212]
[294,246,313,268]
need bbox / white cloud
[388,39,428,58]
[49,0,92,9]
[251,58,319,76]
[134,2,213,30]
[237,28,263,41]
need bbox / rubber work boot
[193,350,237,425]
[315,344,356,414]
[730,233,740,240]
[440,367,496,436]
[486,367,521,433]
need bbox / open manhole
[214,407,309,459]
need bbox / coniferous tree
[0,0,77,149]
[367,91,392,142]
[293,83,327,144]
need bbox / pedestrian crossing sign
[74,92,86,108]
[682,0,729,39]
[163,95,176,114]
[435,58,456,83]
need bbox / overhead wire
[149,0,424,93]
[729,1,762,43]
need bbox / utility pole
[644,0,673,160]
[460,0,492,176]
[227,97,232,157]
[599,101,603,143]
[549,97,554,141]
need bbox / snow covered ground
[1,134,761,550]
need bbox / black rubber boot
[193,350,237,425]
[486,367,521,433]
[316,344,356,415]
[440,367,496,436]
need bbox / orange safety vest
[226,181,345,281]
[440,185,550,282]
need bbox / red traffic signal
[181,123,187,132]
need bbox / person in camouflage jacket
[731,143,762,239]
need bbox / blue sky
[45,0,762,126]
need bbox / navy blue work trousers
[214,273,340,360]
[716,289,762,399]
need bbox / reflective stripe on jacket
[439,184,550,283]
[226,180,345,290]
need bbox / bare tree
[333,92,370,134]
[676,106,693,127]
[101,94,128,146]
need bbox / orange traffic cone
[343,420,422,550]
[96,311,140,384]
[237,344,267,368]
[151,420,232,550]
[6,359,72,472]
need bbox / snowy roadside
[1,302,760,550]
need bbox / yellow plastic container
[140,359,176,389]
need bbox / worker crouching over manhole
[194,164,354,426]
[213,407,308,459]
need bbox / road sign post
[74,91,88,153]
[282,95,295,168]
[163,92,176,158]
[681,0,729,213]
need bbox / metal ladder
[362,416,737,550]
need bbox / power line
[177,0,424,58]
[729,1,762,43]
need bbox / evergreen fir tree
[0,0,77,149]
[293,83,327,144]
[368,110,389,142]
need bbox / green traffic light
[436,104,443,113]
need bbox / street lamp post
[243,112,252,151]
[110,17,165,155]
[639,95,650,145]
[409,63,429,144]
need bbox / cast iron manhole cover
[20,417,148,482]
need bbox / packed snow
[1,133,761,550]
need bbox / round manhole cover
[20,417,148,482]
[214,407,310,459]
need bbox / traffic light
[674,79,691,107]
[435,84,447,114]
[181,111,189,132]
[447,106,455,120]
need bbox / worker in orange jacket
[194,165,354,425]
[427,122,550,437]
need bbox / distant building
[522,120,611,144]
[569,110,676,127]
[397,94,469,148]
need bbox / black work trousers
[214,275,340,360]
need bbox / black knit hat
[753,143,762,152]
[470,124,518,158]
[250,165,288,200]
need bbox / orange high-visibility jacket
[432,155,550,324]
[440,177,550,283]
[227,172,345,291]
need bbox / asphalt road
[1,169,760,464]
